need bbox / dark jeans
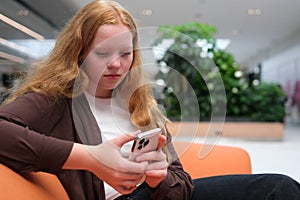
[115,174,300,200]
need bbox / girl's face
[83,23,134,98]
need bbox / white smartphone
[129,128,162,161]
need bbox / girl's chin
[86,85,115,96]
[97,85,118,93]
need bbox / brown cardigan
[0,92,194,200]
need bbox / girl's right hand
[63,131,148,194]
[85,132,148,194]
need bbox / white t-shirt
[84,92,137,200]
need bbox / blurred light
[216,39,231,50]
[0,37,28,54]
[11,39,55,59]
[234,71,243,78]
[248,9,262,16]
[197,39,231,50]
[167,87,174,93]
[17,9,29,16]
[200,51,207,58]
[159,62,170,74]
[0,38,55,60]
[232,87,239,94]
[253,80,260,85]
[0,51,25,64]
[140,9,153,15]
[253,66,260,73]
[0,13,45,41]
[207,83,214,90]
[156,79,165,86]
[152,39,174,59]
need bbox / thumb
[120,159,148,173]
[157,135,167,150]
[111,130,141,148]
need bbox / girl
[0,1,299,200]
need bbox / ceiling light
[0,13,45,41]
[255,9,262,15]
[0,51,25,64]
[248,9,262,16]
[17,9,29,17]
[140,9,153,15]
[0,37,29,54]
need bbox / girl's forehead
[91,24,133,49]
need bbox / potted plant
[152,22,286,140]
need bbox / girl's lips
[104,74,121,80]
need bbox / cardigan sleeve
[149,131,194,200]
[0,93,74,174]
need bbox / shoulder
[0,92,71,130]
[2,92,69,114]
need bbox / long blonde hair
[4,0,168,134]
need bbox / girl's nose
[108,56,121,69]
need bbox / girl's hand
[64,131,148,194]
[135,135,168,188]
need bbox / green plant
[212,50,249,117]
[153,22,224,121]
[246,83,286,122]
[152,22,286,122]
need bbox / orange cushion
[0,143,251,198]
[173,142,252,179]
[0,164,69,200]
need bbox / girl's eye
[95,52,109,57]
[121,51,132,56]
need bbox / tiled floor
[179,123,300,183]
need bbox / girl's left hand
[134,135,168,188]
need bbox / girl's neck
[85,87,112,99]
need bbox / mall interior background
[1,0,300,124]
[0,0,300,181]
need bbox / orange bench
[173,141,252,179]
[0,164,69,200]
[0,142,251,199]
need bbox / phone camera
[137,138,150,150]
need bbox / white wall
[262,44,300,94]
[261,44,300,124]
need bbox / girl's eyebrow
[93,46,111,51]
[121,47,133,51]
[94,45,133,52]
